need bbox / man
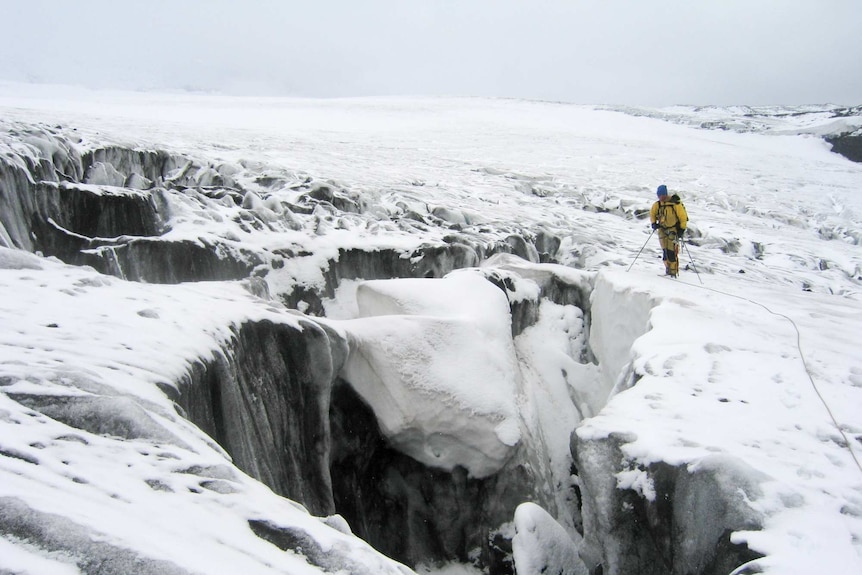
[649,185,688,277]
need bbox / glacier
[1,83,861,575]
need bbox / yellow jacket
[650,199,688,231]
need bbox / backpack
[664,195,688,230]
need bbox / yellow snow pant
[658,228,679,275]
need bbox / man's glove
[651,223,659,230]
[678,228,685,238]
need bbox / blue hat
[656,184,668,196]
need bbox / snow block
[340,271,521,478]
[513,502,589,575]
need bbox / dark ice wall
[176,318,344,517]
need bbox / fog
[1,0,860,105]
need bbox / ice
[0,83,861,574]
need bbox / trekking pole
[627,228,655,272]
[680,238,703,284]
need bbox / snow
[1,82,862,574]
[0,251,404,574]
[337,271,521,477]
[578,270,862,573]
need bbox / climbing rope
[671,276,862,477]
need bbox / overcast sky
[1,0,860,106]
